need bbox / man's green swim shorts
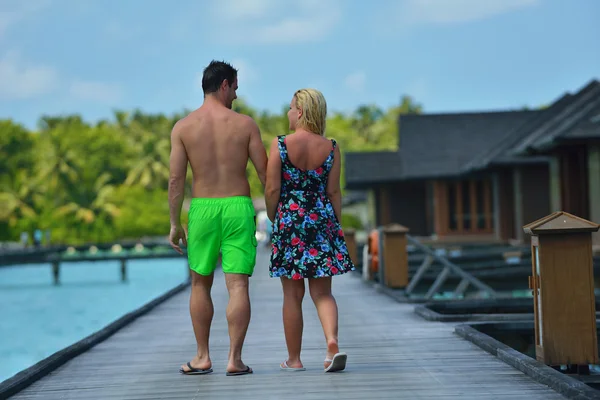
[187,196,257,276]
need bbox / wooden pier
[46,250,187,285]
[4,248,567,399]
[1,244,186,285]
[0,239,179,268]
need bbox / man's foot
[180,356,212,375]
[225,365,254,376]
[324,339,339,369]
[226,360,253,376]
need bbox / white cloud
[69,80,123,103]
[0,52,123,103]
[0,0,51,40]
[218,0,277,21]
[209,0,341,44]
[395,0,540,26]
[344,71,366,92]
[0,14,12,37]
[231,59,259,85]
[0,52,58,100]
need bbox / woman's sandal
[280,360,306,371]
[324,352,347,372]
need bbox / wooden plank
[433,181,445,235]
[484,179,493,231]
[456,181,464,232]
[9,249,567,399]
[470,180,478,233]
[378,186,391,226]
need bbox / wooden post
[120,259,127,282]
[382,223,410,288]
[523,211,599,371]
[52,261,60,285]
[344,228,358,267]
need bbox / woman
[265,88,356,373]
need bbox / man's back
[177,105,264,198]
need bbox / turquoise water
[0,258,189,383]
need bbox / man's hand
[169,224,187,254]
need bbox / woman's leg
[308,277,340,369]
[280,277,305,368]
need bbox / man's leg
[181,271,214,372]
[180,199,221,374]
[220,197,257,375]
[224,273,251,374]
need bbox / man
[168,60,268,376]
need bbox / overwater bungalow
[344,79,600,244]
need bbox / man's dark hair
[202,60,238,95]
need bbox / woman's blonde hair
[294,88,327,136]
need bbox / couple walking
[168,60,355,377]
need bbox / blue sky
[1,0,598,129]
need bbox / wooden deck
[9,248,566,399]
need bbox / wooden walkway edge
[5,249,568,399]
[455,325,600,400]
[0,282,190,399]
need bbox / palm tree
[124,122,171,190]
[113,110,130,127]
[38,115,88,131]
[36,124,81,205]
[0,171,39,226]
[352,104,384,140]
[55,172,120,225]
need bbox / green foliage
[109,186,172,240]
[341,213,363,230]
[0,95,421,245]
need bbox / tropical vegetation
[0,96,422,245]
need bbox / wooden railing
[347,225,500,300]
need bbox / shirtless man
[168,60,268,376]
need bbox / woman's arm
[265,137,282,222]
[326,145,342,222]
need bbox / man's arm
[168,121,188,227]
[265,137,281,222]
[247,118,268,188]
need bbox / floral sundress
[269,135,356,279]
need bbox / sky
[1,0,599,129]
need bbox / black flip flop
[226,366,253,376]
[180,362,213,375]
